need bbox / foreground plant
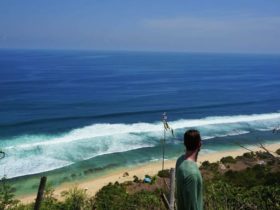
[0,176,19,210]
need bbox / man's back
[176,155,203,210]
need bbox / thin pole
[169,168,175,210]
[162,128,166,171]
[162,112,168,171]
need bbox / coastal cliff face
[2,147,280,210]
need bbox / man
[176,129,203,210]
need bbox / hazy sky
[1,0,280,53]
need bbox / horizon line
[0,47,280,56]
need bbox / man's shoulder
[177,160,201,176]
[176,154,185,163]
[176,155,185,168]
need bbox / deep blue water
[0,49,280,179]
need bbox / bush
[93,182,164,210]
[223,165,265,188]
[204,163,280,210]
[0,176,19,210]
[220,156,236,164]
[256,151,274,159]
[157,169,170,178]
[39,184,63,210]
[200,161,219,172]
[133,175,140,183]
[93,182,128,210]
[126,190,164,210]
[204,180,280,210]
[204,180,242,210]
[61,185,88,210]
[276,148,280,155]
[242,152,255,159]
[200,161,210,168]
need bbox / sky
[0,0,280,53]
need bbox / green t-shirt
[175,155,203,210]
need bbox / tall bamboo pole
[162,128,166,171]
[162,112,167,171]
[169,168,175,210]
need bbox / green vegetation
[0,177,19,210]
[239,151,256,160]
[220,156,236,164]
[93,182,164,210]
[256,151,274,159]
[61,186,89,210]
[201,148,280,210]
[1,148,280,210]
[276,148,280,155]
[133,175,140,183]
[200,160,219,172]
[204,181,280,210]
[2,181,166,210]
[157,169,170,178]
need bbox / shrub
[204,180,242,210]
[220,156,236,164]
[93,182,164,210]
[256,151,274,159]
[126,190,164,210]
[157,169,170,178]
[200,161,210,168]
[133,175,140,183]
[61,185,88,210]
[200,162,219,172]
[204,180,280,210]
[267,159,276,165]
[276,148,280,155]
[39,184,64,210]
[93,182,128,210]
[242,152,255,159]
[0,176,19,210]
[151,176,157,184]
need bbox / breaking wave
[1,112,280,178]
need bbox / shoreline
[17,142,280,203]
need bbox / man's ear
[198,142,202,148]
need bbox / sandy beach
[18,142,280,203]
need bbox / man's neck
[185,150,198,162]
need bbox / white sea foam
[171,113,280,129]
[1,112,280,178]
[256,128,273,131]
[200,149,216,155]
[2,133,154,178]
[4,112,280,149]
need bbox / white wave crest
[1,112,280,178]
[4,112,280,149]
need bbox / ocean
[0,49,280,192]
